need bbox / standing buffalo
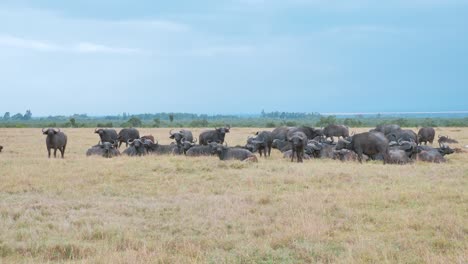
[417,127,435,145]
[245,131,273,157]
[86,142,120,158]
[322,124,349,142]
[287,131,307,163]
[336,132,390,163]
[169,129,194,143]
[118,128,140,148]
[209,143,258,162]
[94,128,118,144]
[370,124,401,135]
[271,126,322,141]
[199,125,230,145]
[42,128,68,158]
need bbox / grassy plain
[0,127,467,263]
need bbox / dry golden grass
[0,127,467,263]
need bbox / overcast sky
[1,0,467,116]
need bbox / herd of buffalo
[0,125,462,164]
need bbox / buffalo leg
[47,148,51,158]
[61,146,66,158]
[291,150,295,162]
[297,150,303,163]
[53,148,57,158]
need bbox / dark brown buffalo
[417,127,435,145]
[336,132,390,164]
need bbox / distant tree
[3,112,10,120]
[265,122,276,128]
[261,109,266,118]
[127,117,142,127]
[23,110,32,120]
[153,118,161,128]
[169,113,174,123]
[11,113,23,120]
[316,115,337,127]
[394,118,409,127]
[69,118,76,127]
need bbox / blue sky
[1,0,467,116]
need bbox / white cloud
[0,35,142,54]
[191,45,254,56]
[0,35,60,51]
[75,42,140,54]
[116,19,191,32]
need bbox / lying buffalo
[209,143,258,162]
[272,139,292,152]
[370,124,401,135]
[322,124,349,143]
[170,129,194,144]
[185,142,218,157]
[416,145,454,163]
[42,128,68,158]
[122,139,147,156]
[386,129,418,144]
[387,140,418,164]
[118,128,140,148]
[287,131,308,163]
[95,128,118,144]
[283,150,311,160]
[417,127,435,145]
[336,132,390,163]
[245,131,273,157]
[145,139,181,155]
[438,135,458,147]
[333,149,369,162]
[199,125,230,145]
[141,135,155,143]
[86,142,120,158]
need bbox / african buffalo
[141,135,155,143]
[118,128,140,148]
[417,127,435,145]
[122,139,147,156]
[42,128,67,158]
[416,145,454,163]
[322,124,349,142]
[272,139,292,153]
[336,132,390,163]
[287,131,307,163]
[370,124,401,135]
[169,129,194,144]
[245,131,273,157]
[386,129,418,144]
[145,139,181,155]
[199,125,230,145]
[0,145,2,153]
[185,142,218,157]
[438,135,458,147]
[95,128,118,144]
[86,142,120,158]
[283,150,311,160]
[209,143,258,162]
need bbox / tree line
[1,110,467,128]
